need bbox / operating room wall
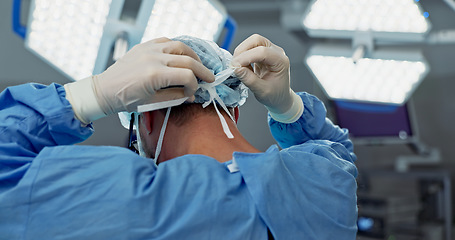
[2,0,455,221]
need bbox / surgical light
[305,45,429,105]
[302,0,431,40]
[140,0,226,43]
[18,0,230,82]
[25,0,120,80]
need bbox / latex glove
[64,37,215,124]
[231,34,303,123]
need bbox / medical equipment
[12,0,236,81]
[305,44,429,105]
[357,170,451,240]
[302,0,431,41]
[280,0,432,105]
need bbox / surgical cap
[172,35,248,108]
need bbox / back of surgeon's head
[158,103,235,127]
[160,36,248,125]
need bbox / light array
[141,0,225,43]
[23,0,228,81]
[26,0,113,80]
[303,0,430,38]
[305,46,429,104]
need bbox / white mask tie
[198,68,236,139]
[153,107,171,164]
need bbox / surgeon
[0,34,358,239]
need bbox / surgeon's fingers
[233,34,273,58]
[150,37,172,44]
[232,45,288,72]
[234,66,264,93]
[136,37,200,62]
[161,67,200,98]
[153,88,194,103]
[161,40,202,64]
[165,54,215,83]
[133,37,172,53]
[139,37,208,71]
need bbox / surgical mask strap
[198,68,236,139]
[154,107,171,164]
[134,113,147,157]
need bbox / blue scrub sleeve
[269,92,356,160]
[0,83,93,190]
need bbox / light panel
[26,0,114,80]
[305,45,429,105]
[303,0,431,40]
[141,0,226,43]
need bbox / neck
[158,113,260,164]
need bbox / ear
[140,112,154,135]
[141,111,167,135]
[234,107,239,124]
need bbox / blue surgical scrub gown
[0,83,358,240]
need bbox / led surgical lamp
[305,44,429,105]
[296,0,432,105]
[302,0,431,41]
[12,0,236,82]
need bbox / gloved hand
[64,37,215,124]
[231,34,303,123]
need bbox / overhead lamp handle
[352,31,374,59]
[12,0,26,39]
[221,15,237,51]
[352,45,366,64]
[113,31,129,62]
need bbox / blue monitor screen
[333,101,413,138]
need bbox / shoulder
[38,145,145,163]
[282,140,356,164]
[279,141,358,178]
[34,145,156,184]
